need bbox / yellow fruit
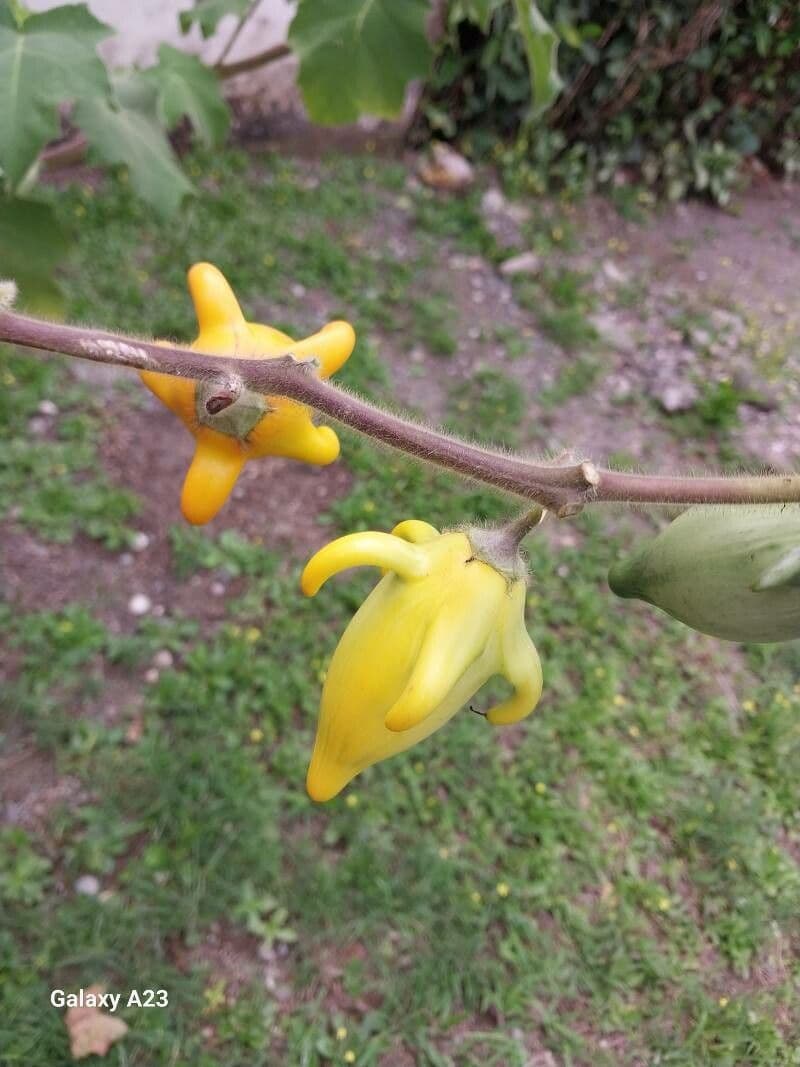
[301,521,543,801]
[141,262,355,524]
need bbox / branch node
[581,461,600,487]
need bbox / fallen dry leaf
[65,985,128,1060]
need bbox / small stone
[130,531,150,552]
[153,649,174,669]
[591,311,636,353]
[75,874,101,897]
[152,604,166,618]
[37,399,58,416]
[119,553,134,567]
[467,327,481,340]
[210,581,226,597]
[128,593,152,616]
[417,143,474,192]
[610,375,633,402]
[499,251,541,277]
[602,260,628,284]
[144,667,160,684]
[657,382,699,413]
[690,327,712,348]
[290,282,306,298]
[481,187,506,214]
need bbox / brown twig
[1,309,799,512]
[216,41,291,79]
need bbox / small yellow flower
[345,794,359,809]
[245,626,261,643]
[742,699,756,713]
[594,666,606,678]
[613,693,628,707]
[336,1027,348,1041]
[718,996,729,1008]
[249,728,264,744]
[470,891,482,906]
[344,1052,356,1064]
[300,522,542,801]
[438,847,450,860]
[57,620,74,634]
[657,896,671,912]
[535,781,547,795]
[496,882,510,898]
[727,858,738,871]
[141,263,355,524]
[628,724,641,738]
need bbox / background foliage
[424,0,800,203]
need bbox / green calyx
[609,505,800,643]
[194,379,268,439]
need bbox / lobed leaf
[74,91,194,218]
[0,3,111,188]
[144,44,229,148]
[288,0,433,125]
[513,0,564,118]
[0,197,69,314]
[179,0,252,39]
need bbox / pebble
[591,311,636,354]
[481,187,506,214]
[499,251,541,277]
[37,399,58,416]
[657,382,699,413]
[144,668,160,684]
[131,531,150,552]
[119,553,134,567]
[153,649,174,669]
[128,593,152,616]
[210,581,226,596]
[290,283,306,298]
[417,143,475,192]
[602,260,628,284]
[75,875,101,897]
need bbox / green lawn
[1,149,799,1065]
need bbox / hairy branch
[1,309,799,512]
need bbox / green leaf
[0,3,112,188]
[288,0,432,125]
[74,93,194,217]
[179,0,251,39]
[512,0,564,118]
[144,44,229,147]
[0,196,69,314]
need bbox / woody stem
[1,309,799,513]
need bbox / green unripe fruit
[608,505,800,643]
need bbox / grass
[2,149,800,1066]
